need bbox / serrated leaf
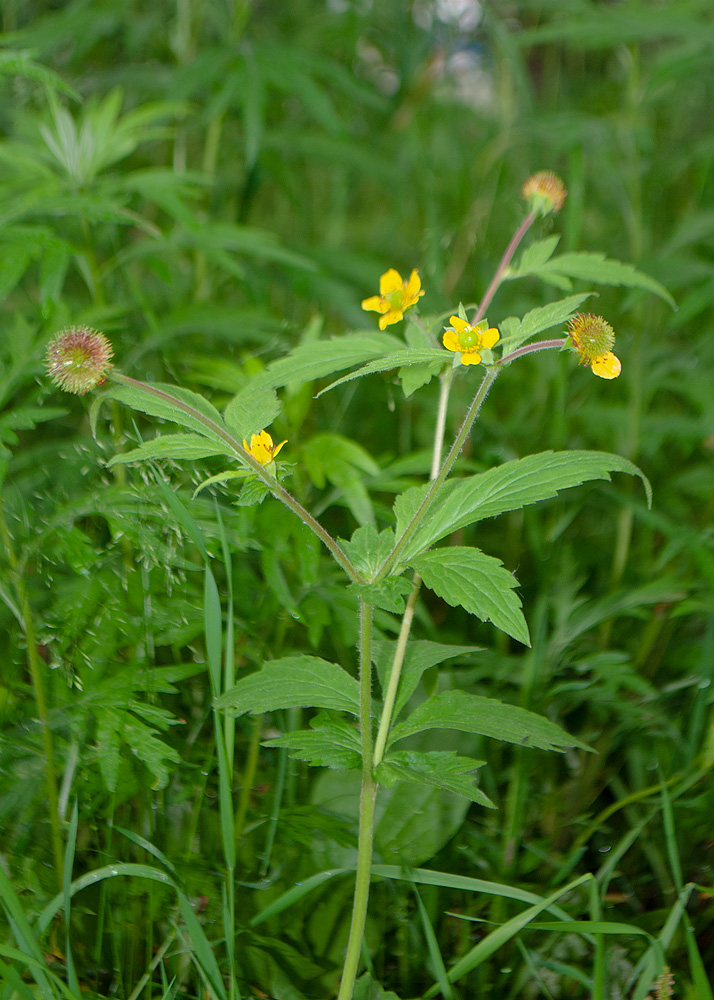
[262,712,361,769]
[377,750,493,807]
[389,689,589,752]
[262,331,404,389]
[372,640,482,718]
[216,655,360,716]
[107,433,235,467]
[395,450,652,562]
[224,383,281,440]
[341,524,395,577]
[515,250,675,309]
[91,381,233,449]
[499,293,594,353]
[235,476,271,507]
[316,349,448,397]
[348,577,413,614]
[516,235,561,270]
[409,547,530,645]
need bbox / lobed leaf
[262,712,362,770]
[377,750,493,807]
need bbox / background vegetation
[1,0,713,997]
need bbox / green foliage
[389,690,589,753]
[409,546,530,646]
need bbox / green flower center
[458,328,478,350]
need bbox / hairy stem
[107,371,362,583]
[337,601,375,1000]
[472,212,535,324]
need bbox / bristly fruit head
[566,313,621,379]
[521,171,567,216]
[46,327,114,395]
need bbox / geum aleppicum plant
[45,170,673,999]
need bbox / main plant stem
[337,600,375,1000]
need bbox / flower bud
[45,327,114,395]
[522,171,567,216]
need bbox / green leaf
[516,235,561,270]
[302,432,379,527]
[262,331,404,389]
[372,640,482,718]
[499,293,594,353]
[91,381,233,449]
[193,469,249,498]
[398,359,444,398]
[316,349,448,397]
[340,524,395,578]
[511,248,676,309]
[388,689,590,752]
[223,383,282,441]
[409,547,530,646]
[234,476,272,507]
[216,656,360,716]
[348,577,413,614]
[377,751,493,807]
[353,973,402,1000]
[106,433,235,467]
[262,712,361,769]
[395,450,652,561]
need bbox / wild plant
[38,170,680,999]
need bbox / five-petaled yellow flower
[566,314,621,380]
[361,268,425,329]
[243,430,287,465]
[442,316,500,366]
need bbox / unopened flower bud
[45,327,114,395]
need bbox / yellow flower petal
[405,269,424,302]
[272,439,288,459]
[361,295,388,313]
[379,268,403,294]
[442,329,461,353]
[482,327,500,349]
[591,352,621,379]
[448,316,468,335]
[379,309,403,329]
[243,430,286,465]
[460,352,482,366]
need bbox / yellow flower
[442,316,500,366]
[243,430,287,465]
[566,313,621,380]
[361,268,425,329]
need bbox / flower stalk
[106,371,363,584]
